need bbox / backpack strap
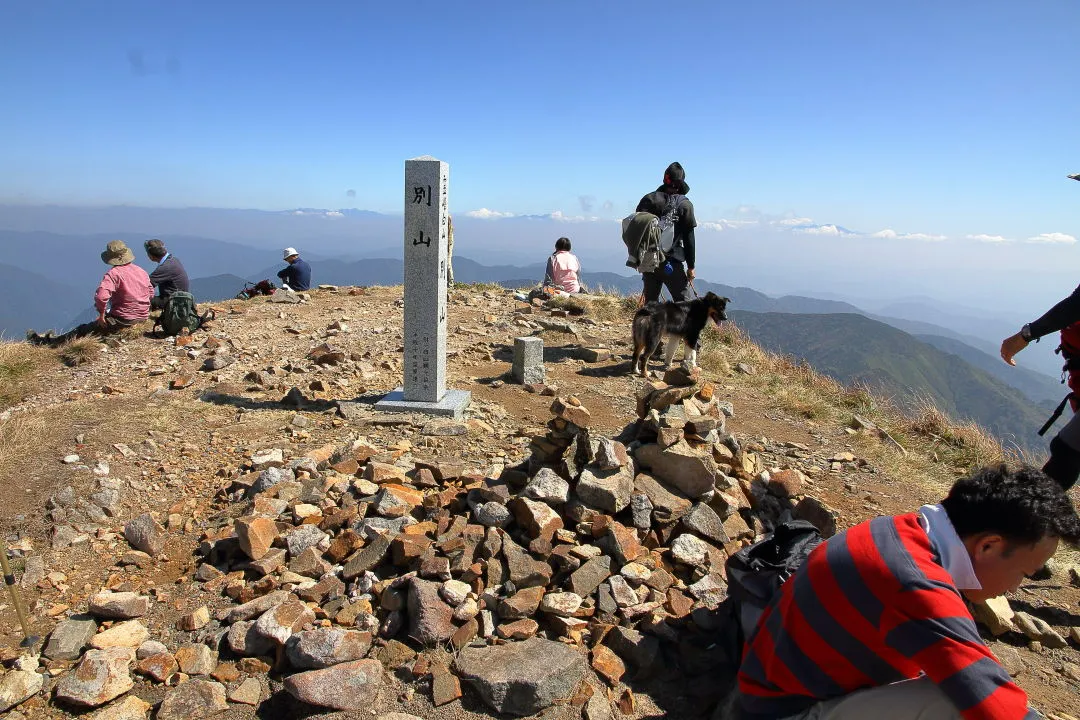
[663,195,686,248]
[1039,393,1075,436]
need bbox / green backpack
[160,291,201,336]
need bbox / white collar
[158,252,170,265]
[919,504,982,590]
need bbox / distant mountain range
[728,310,1052,450]
[0,229,1066,448]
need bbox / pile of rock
[25,380,849,718]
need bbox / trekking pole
[0,544,38,647]
[688,279,700,298]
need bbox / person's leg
[642,272,664,303]
[663,262,691,302]
[1044,410,1080,491]
[150,295,166,311]
[814,678,960,720]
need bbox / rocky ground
[0,284,1077,720]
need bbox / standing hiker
[635,161,698,302]
[1001,285,1080,490]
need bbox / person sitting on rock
[738,464,1079,720]
[144,238,190,310]
[278,247,311,291]
[27,240,154,346]
[542,237,582,295]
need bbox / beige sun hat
[101,240,135,266]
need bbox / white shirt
[918,503,982,590]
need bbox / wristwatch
[1020,323,1033,342]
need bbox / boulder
[254,599,315,645]
[156,679,228,720]
[283,659,384,711]
[86,695,152,720]
[90,620,149,650]
[0,669,43,713]
[576,467,633,514]
[88,592,149,620]
[972,596,1016,636]
[407,578,455,645]
[286,629,373,669]
[123,513,165,556]
[45,615,98,660]
[523,468,570,505]
[455,637,587,716]
[635,441,718,498]
[54,647,135,708]
[234,517,279,560]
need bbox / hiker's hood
[658,180,690,195]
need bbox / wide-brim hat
[283,247,299,260]
[101,240,135,266]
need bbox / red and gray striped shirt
[738,513,1037,720]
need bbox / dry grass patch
[0,341,56,408]
[698,320,1008,481]
[57,337,100,367]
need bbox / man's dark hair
[555,237,571,252]
[941,464,1080,546]
[144,239,167,260]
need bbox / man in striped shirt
[738,465,1079,720]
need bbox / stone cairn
[29,367,857,719]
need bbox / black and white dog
[631,292,729,376]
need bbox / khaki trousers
[800,678,960,720]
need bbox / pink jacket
[546,251,581,293]
[95,263,153,321]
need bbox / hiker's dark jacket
[1029,284,1080,340]
[149,255,190,302]
[278,257,312,291]
[636,184,698,269]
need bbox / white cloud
[465,208,516,219]
[1027,232,1077,244]
[700,222,727,232]
[967,234,1010,243]
[871,229,946,242]
[549,210,605,223]
[776,217,814,227]
[325,210,343,217]
[795,224,848,236]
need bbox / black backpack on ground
[709,519,825,719]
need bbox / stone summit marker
[375,156,471,419]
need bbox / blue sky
[1,0,1078,244]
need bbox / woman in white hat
[277,247,311,291]
[27,240,153,345]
